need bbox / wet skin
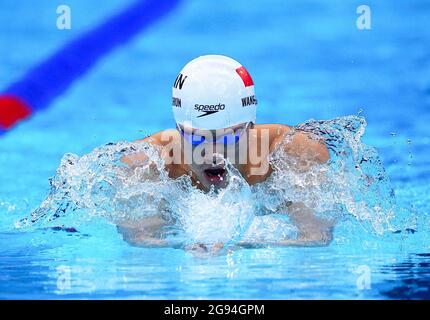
[120,123,333,252]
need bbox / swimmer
[119,55,333,251]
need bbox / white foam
[19,116,396,246]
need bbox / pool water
[1,0,430,299]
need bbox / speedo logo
[241,95,257,107]
[194,103,225,118]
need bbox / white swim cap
[172,55,257,130]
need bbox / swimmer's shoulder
[253,124,292,147]
[135,129,180,146]
[254,124,292,135]
[121,129,180,168]
[257,123,329,163]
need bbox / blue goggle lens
[179,127,245,146]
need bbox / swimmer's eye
[190,133,206,146]
[179,128,206,146]
[177,123,249,146]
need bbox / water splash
[259,115,396,234]
[18,116,396,246]
[18,142,168,227]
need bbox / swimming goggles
[178,122,251,146]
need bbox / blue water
[1,0,430,299]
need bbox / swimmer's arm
[121,129,179,170]
[278,126,330,168]
[116,215,172,248]
[186,203,334,251]
[120,133,160,169]
[238,203,334,248]
[284,202,334,245]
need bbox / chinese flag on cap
[235,66,254,87]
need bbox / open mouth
[203,167,227,184]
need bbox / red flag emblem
[235,66,254,87]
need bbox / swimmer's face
[178,123,250,190]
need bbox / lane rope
[0,0,182,134]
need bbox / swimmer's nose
[199,151,226,167]
[211,153,226,166]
